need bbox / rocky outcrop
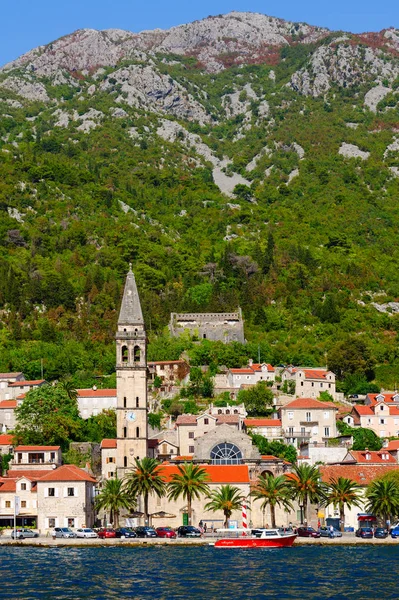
[290,43,399,97]
[100,64,210,123]
[339,143,370,160]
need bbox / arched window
[226,409,230,415]
[210,443,243,465]
[134,346,140,363]
[121,346,129,363]
[218,409,222,414]
[233,409,238,414]
[136,427,140,438]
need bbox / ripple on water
[0,545,398,599]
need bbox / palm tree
[95,477,133,527]
[287,463,322,524]
[167,463,210,525]
[205,485,245,528]
[60,379,78,403]
[124,457,166,525]
[251,474,293,528]
[323,477,363,532]
[365,478,399,524]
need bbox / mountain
[1,12,399,389]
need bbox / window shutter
[55,488,59,498]
[44,488,48,498]
[63,487,67,498]
[74,487,78,497]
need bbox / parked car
[297,527,321,538]
[176,526,201,538]
[53,527,77,538]
[76,528,98,538]
[115,527,137,538]
[97,528,117,539]
[134,526,158,538]
[355,527,373,539]
[155,527,177,539]
[374,527,388,539]
[390,526,399,539]
[319,527,342,538]
[11,528,39,539]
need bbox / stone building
[0,372,25,401]
[115,267,148,476]
[280,398,338,448]
[101,439,117,481]
[169,309,245,343]
[281,367,337,399]
[77,388,117,419]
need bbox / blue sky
[1,0,398,66]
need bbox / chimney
[248,359,253,367]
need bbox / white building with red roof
[0,445,97,531]
[227,361,275,389]
[100,438,117,481]
[243,418,283,440]
[0,433,13,456]
[8,379,47,399]
[0,372,25,400]
[280,398,338,447]
[77,388,117,419]
[344,400,399,438]
[281,367,337,399]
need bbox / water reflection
[0,546,398,599]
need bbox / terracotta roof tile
[367,393,399,405]
[0,400,17,409]
[0,434,13,445]
[0,372,23,379]
[302,369,330,380]
[230,369,255,374]
[6,470,53,480]
[9,380,46,387]
[175,415,198,425]
[320,464,399,486]
[245,419,282,427]
[77,389,116,398]
[38,464,96,483]
[148,360,187,365]
[348,451,396,464]
[283,398,336,410]
[100,439,117,449]
[216,415,239,424]
[387,440,399,451]
[353,405,374,416]
[159,464,250,484]
[14,445,60,452]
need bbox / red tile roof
[101,439,117,449]
[320,464,399,486]
[260,455,281,461]
[14,445,60,452]
[353,405,374,416]
[175,415,198,425]
[0,434,13,445]
[347,451,397,464]
[216,415,240,424]
[283,398,336,410]
[0,372,23,379]
[230,369,255,374]
[38,464,96,483]
[159,464,250,484]
[9,380,46,387]
[0,400,17,409]
[367,393,399,405]
[250,363,275,372]
[77,388,116,397]
[302,369,330,380]
[245,419,282,427]
[148,360,187,365]
[387,440,399,451]
[6,470,53,480]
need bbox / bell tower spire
[116,268,148,477]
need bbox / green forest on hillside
[1,39,399,391]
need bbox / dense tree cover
[13,384,116,450]
[250,433,297,463]
[237,381,274,416]
[336,420,383,451]
[1,44,399,391]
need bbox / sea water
[0,545,396,599]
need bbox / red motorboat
[214,528,297,548]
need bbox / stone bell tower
[116,266,148,477]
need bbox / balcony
[284,429,311,439]
[300,420,319,426]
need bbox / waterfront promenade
[1,534,399,547]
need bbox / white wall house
[281,368,336,399]
[77,389,117,419]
